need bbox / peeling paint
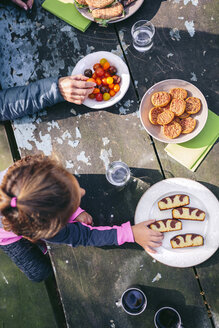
[86,45,95,54]
[178,16,184,20]
[118,29,130,54]
[185,21,195,37]
[167,53,174,58]
[77,151,91,165]
[68,140,80,148]
[1,272,9,284]
[62,131,72,140]
[190,72,197,81]
[134,80,138,88]
[99,149,113,169]
[47,120,60,132]
[75,127,81,139]
[61,25,72,32]
[102,137,110,146]
[169,28,181,41]
[66,160,74,168]
[70,108,77,115]
[184,0,198,5]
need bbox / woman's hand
[131,220,164,253]
[58,75,96,105]
[75,211,93,225]
[11,0,33,10]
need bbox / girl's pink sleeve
[68,207,85,223]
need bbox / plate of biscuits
[74,0,144,26]
[140,79,208,143]
[135,178,219,267]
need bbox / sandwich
[86,0,115,9]
[74,0,88,8]
[92,2,124,25]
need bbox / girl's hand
[58,75,96,105]
[131,220,164,253]
[11,0,33,10]
[75,211,93,225]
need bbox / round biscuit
[169,88,187,100]
[157,110,174,125]
[185,97,201,114]
[151,92,171,107]
[170,99,186,116]
[163,121,182,139]
[149,107,164,125]
[180,117,196,134]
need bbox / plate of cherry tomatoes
[72,51,130,109]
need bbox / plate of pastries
[135,178,219,267]
[140,79,208,143]
[74,0,144,26]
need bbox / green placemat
[42,0,91,32]
[165,110,219,171]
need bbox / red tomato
[88,94,95,99]
[109,90,116,97]
[96,78,102,86]
[92,72,97,79]
[102,78,108,85]
[93,88,100,94]
[87,78,96,83]
[93,63,101,70]
[95,67,104,77]
[103,62,110,70]
[114,84,120,93]
[96,93,103,101]
[104,72,111,78]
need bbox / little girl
[0,155,163,282]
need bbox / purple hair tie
[10,197,17,208]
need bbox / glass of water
[131,20,155,52]
[106,161,130,187]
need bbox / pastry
[171,234,204,248]
[163,120,182,138]
[74,0,88,7]
[185,97,201,114]
[172,207,205,221]
[157,110,174,125]
[158,194,190,210]
[86,0,114,8]
[149,107,163,125]
[150,219,182,232]
[170,99,186,116]
[178,112,190,119]
[169,88,187,100]
[151,92,171,107]
[180,117,196,134]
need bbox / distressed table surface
[0,0,218,327]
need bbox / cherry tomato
[106,77,114,85]
[103,93,111,101]
[87,78,96,83]
[100,86,109,94]
[88,93,95,99]
[109,90,116,97]
[100,58,107,66]
[112,75,121,84]
[103,62,110,70]
[93,63,101,70]
[93,88,100,94]
[84,69,93,78]
[96,78,102,86]
[95,67,104,77]
[102,78,108,85]
[104,72,111,78]
[92,72,97,79]
[108,66,117,75]
[96,93,103,101]
[108,83,115,89]
[114,84,120,93]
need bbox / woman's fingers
[145,246,156,254]
[26,0,34,9]
[12,0,28,10]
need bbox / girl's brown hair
[0,155,80,241]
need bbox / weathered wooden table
[0,0,218,327]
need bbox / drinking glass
[116,287,147,315]
[131,20,155,52]
[154,306,182,328]
[106,161,130,187]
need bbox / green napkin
[42,0,91,32]
[165,110,219,172]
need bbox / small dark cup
[154,306,181,328]
[116,287,147,315]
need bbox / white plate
[74,0,144,24]
[140,79,208,144]
[72,51,130,109]
[135,178,219,267]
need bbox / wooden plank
[0,124,13,171]
[116,0,219,325]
